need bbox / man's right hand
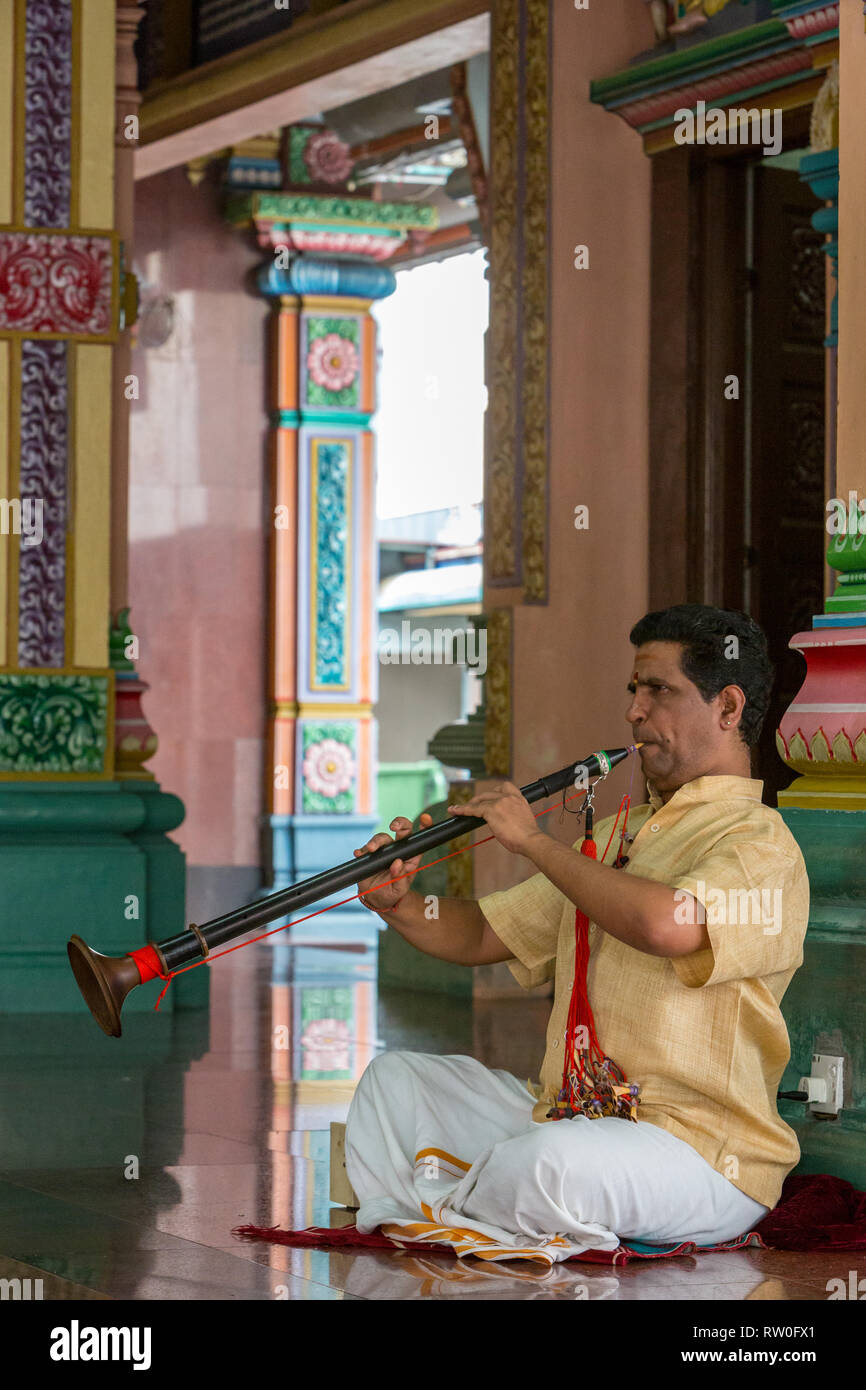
[353,813,433,914]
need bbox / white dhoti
[345,1052,770,1265]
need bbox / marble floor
[0,938,848,1302]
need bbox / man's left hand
[447,782,544,856]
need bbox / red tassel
[232,1224,445,1253]
[549,813,639,1122]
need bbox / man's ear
[719,684,747,727]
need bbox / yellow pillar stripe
[4,336,20,661]
[0,339,9,665]
[0,0,15,227]
[70,344,111,667]
[12,0,25,225]
[75,0,115,232]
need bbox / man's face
[625,641,729,793]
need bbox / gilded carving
[445,781,476,899]
[484,608,512,777]
[810,59,839,153]
[487,0,519,583]
[485,0,551,766]
[521,0,549,604]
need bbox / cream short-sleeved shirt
[477,775,810,1210]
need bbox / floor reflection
[0,939,845,1300]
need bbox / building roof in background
[378,561,482,614]
[377,504,482,548]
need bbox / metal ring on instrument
[189,923,210,958]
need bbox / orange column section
[269,297,299,819]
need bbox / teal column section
[800,148,838,348]
[0,779,186,1014]
[777,806,866,1189]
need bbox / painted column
[265,265,386,943]
[0,0,186,1013]
[772,13,866,1189]
[227,138,436,942]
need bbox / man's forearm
[373,890,491,964]
[522,831,708,957]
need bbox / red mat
[232,1171,866,1264]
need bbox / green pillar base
[0,780,206,1017]
[778,807,866,1187]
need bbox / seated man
[345,604,809,1264]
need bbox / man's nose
[625,693,645,725]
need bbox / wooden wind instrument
[68,746,637,1036]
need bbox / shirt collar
[647,775,764,813]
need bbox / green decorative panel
[0,672,111,776]
[304,316,360,409]
[311,438,350,688]
[300,721,356,813]
[225,191,438,231]
[288,126,311,186]
[298,985,354,1080]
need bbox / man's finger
[355,832,395,855]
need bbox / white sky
[371,248,489,520]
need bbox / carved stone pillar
[0,0,187,1014]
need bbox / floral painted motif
[306,332,359,392]
[300,1018,351,1073]
[302,737,356,798]
[0,673,110,774]
[0,233,114,336]
[268,228,405,262]
[302,130,354,186]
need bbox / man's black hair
[629,604,775,747]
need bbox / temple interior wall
[474,0,652,908]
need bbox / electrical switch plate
[809,1053,844,1117]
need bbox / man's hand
[353,813,433,913]
[447,782,544,856]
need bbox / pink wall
[476,0,653,907]
[129,167,269,869]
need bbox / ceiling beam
[136,0,489,181]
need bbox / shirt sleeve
[477,869,566,989]
[669,831,809,989]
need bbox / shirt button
[553,1039,560,1049]
[650,824,661,832]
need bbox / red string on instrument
[125,817,514,1010]
[126,776,637,1044]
